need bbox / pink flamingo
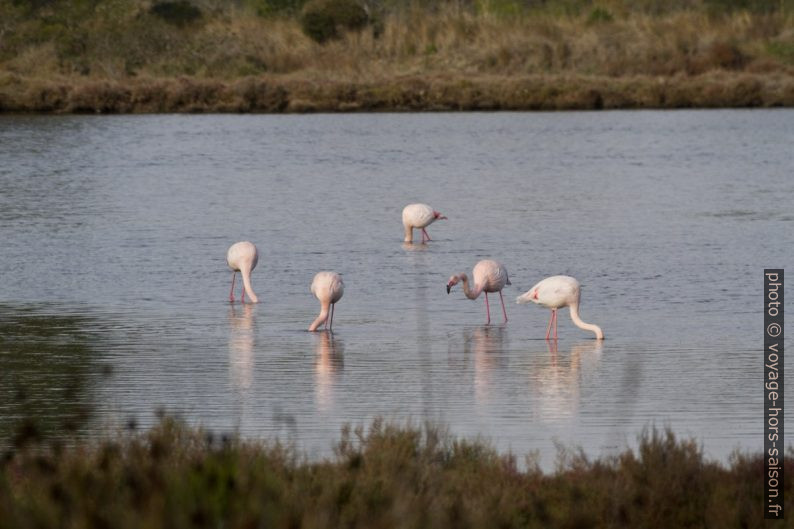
[516,275,604,340]
[309,271,345,332]
[446,260,511,324]
[402,203,447,243]
[226,241,259,303]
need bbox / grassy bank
[0,0,793,112]
[2,71,793,112]
[1,417,791,528]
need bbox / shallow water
[0,110,791,466]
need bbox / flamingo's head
[446,275,460,294]
[434,211,448,220]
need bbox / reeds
[1,416,790,528]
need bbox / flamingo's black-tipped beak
[446,284,452,294]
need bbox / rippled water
[0,111,791,466]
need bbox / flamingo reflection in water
[461,326,508,405]
[228,303,256,391]
[227,303,257,430]
[314,331,344,412]
[529,340,603,421]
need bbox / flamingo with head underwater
[309,271,345,332]
[447,259,511,324]
[516,275,603,340]
[226,241,259,303]
[402,203,447,243]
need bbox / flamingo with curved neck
[446,259,511,324]
[226,241,259,303]
[402,203,447,243]
[309,271,344,332]
[516,275,603,340]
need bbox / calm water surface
[0,111,792,467]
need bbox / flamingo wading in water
[516,275,604,340]
[446,260,511,324]
[402,203,447,243]
[226,241,259,303]
[309,271,345,332]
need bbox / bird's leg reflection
[546,337,559,358]
[464,326,507,404]
[530,340,603,421]
[228,303,255,392]
[401,242,429,251]
[315,331,344,411]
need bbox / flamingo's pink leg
[499,290,508,323]
[241,285,246,303]
[329,303,335,332]
[484,292,491,324]
[553,309,558,340]
[422,228,430,242]
[229,272,236,302]
[545,309,555,340]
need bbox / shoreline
[2,72,793,113]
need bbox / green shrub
[300,0,369,43]
[149,0,202,27]
[587,6,613,23]
[767,40,794,64]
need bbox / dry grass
[1,416,791,529]
[2,71,792,112]
[0,1,792,111]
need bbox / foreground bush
[0,417,790,529]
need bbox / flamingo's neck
[461,275,482,300]
[241,267,259,304]
[569,301,603,340]
[309,302,330,332]
[403,223,413,243]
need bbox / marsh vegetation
[0,0,792,111]
[1,416,790,529]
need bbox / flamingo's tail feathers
[516,292,532,304]
[506,277,511,286]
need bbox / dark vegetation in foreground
[0,0,793,111]
[1,417,791,529]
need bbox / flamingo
[446,260,511,324]
[402,203,447,243]
[516,275,604,340]
[226,241,259,303]
[309,271,345,332]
